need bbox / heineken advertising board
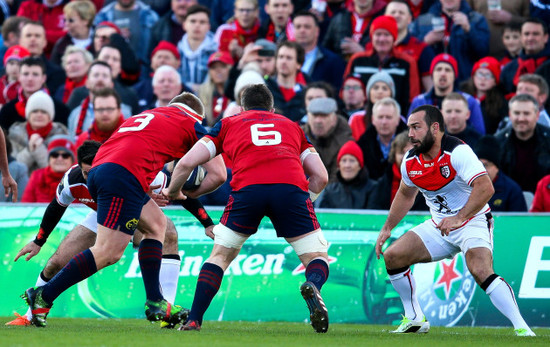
[0,205,549,327]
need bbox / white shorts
[79,211,98,234]
[412,213,493,262]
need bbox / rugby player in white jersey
[375,105,535,337]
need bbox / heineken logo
[414,253,475,326]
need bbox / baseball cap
[207,51,234,68]
[3,45,31,66]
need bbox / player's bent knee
[43,261,63,279]
[213,224,248,249]
[289,231,328,256]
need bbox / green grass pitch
[1,318,549,347]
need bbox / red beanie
[340,74,366,98]
[337,141,364,168]
[472,56,500,84]
[369,15,398,41]
[3,45,30,66]
[430,53,458,77]
[151,40,181,60]
[96,21,122,35]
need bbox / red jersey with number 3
[206,109,312,191]
[92,103,207,191]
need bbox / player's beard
[415,130,435,154]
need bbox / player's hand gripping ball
[182,166,207,191]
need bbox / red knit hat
[151,40,181,60]
[207,51,234,68]
[3,45,30,66]
[96,21,122,35]
[369,15,398,41]
[340,74,366,98]
[47,136,76,160]
[430,53,459,77]
[337,141,364,168]
[472,56,500,84]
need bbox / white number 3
[250,123,281,146]
[118,113,155,133]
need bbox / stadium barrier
[1,204,549,327]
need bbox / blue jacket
[94,1,159,65]
[409,0,489,83]
[306,46,346,92]
[490,171,527,212]
[408,88,486,135]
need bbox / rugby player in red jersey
[375,105,535,336]
[164,84,330,333]
[9,141,215,327]
[22,93,227,328]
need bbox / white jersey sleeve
[56,168,76,207]
[401,149,415,187]
[450,144,487,185]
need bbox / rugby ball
[182,166,206,191]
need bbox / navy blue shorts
[87,163,150,235]
[220,184,320,238]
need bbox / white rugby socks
[159,257,181,304]
[388,267,424,321]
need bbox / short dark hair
[88,60,112,76]
[169,92,205,116]
[20,56,46,74]
[185,4,211,20]
[503,21,522,34]
[276,40,305,65]
[410,104,445,132]
[93,87,121,108]
[388,0,413,17]
[2,16,29,39]
[77,140,101,166]
[509,93,539,113]
[304,81,335,102]
[518,73,549,96]
[292,10,319,27]
[98,44,120,56]
[522,17,548,35]
[241,84,274,111]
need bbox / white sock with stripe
[388,267,424,321]
[485,276,530,330]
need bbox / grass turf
[1,318,549,347]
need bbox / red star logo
[435,258,461,298]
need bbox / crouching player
[21,93,226,327]
[9,141,215,327]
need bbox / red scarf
[391,162,401,202]
[88,115,125,143]
[265,19,295,42]
[62,76,87,103]
[15,88,29,118]
[234,19,260,47]
[42,166,66,197]
[513,56,548,86]
[26,121,53,140]
[75,96,91,136]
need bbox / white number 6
[251,123,281,146]
[118,113,155,133]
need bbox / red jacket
[531,175,550,212]
[17,0,69,56]
[22,166,65,203]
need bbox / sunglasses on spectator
[474,71,494,80]
[50,152,71,159]
[343,85,363,91]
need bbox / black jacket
[266,77,306,123]
[316,169,376,209]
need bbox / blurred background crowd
[0,0,549,212]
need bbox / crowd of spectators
[0,0,549,212]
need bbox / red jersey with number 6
[92,103,207,191]
[205,109,313,191]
